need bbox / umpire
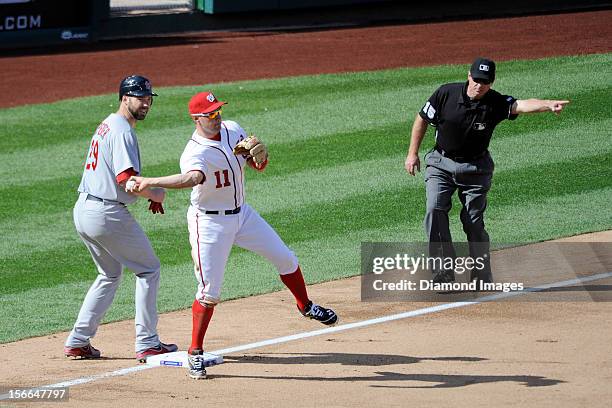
[405,57,569,283]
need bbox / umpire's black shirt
[419,82,518,158]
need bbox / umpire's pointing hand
[550,100,570,115]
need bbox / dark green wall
[198,0,389,14]
[2,0,611,50]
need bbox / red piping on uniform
[196,213,206,292]
[221,123,239,207]
[208,146,238,209]
[228,127,244,205]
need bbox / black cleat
[300,301,338,326]
[188,349,207,380]
[432,270,455,284]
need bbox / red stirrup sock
[280,266,310,312]
[189,299,214,353]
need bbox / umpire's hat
[470,58,496,83]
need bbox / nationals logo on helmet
[207,93,216,103]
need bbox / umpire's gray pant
[424,149,494,280]
[66,193,161,352]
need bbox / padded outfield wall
[0,0,610,50]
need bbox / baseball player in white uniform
[64,75,177,362]
[128,91,338,379]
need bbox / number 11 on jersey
[214,170,231,188]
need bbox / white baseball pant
[187,203,298,305]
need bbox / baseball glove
[233,135,268,165]
[148,199,164,215]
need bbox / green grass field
[0,54,610,343]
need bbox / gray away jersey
[77,113,141,205]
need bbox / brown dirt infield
[1,231,611,407]
[1,9,611,408]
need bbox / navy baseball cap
[470,57,496,82]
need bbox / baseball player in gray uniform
[64,75,177,362]
[128,91,338,379]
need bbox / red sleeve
[116,168,138,184]
[247,158,268,172]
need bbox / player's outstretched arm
[129,186,166,203]
[512,99,570,115]
[128,171,204,191]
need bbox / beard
[129,106,148,120]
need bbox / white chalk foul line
[1,271,611,400]
[214,271,612,354]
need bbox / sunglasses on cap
[192,109,222,119]
[473,78,491,85]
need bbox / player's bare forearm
[134,187,166,203]
[131,172,204,190]
[148,172,203,188]
[512,99,570,115]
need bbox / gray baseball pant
[423,149,494,280]
[65,193,161,352]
